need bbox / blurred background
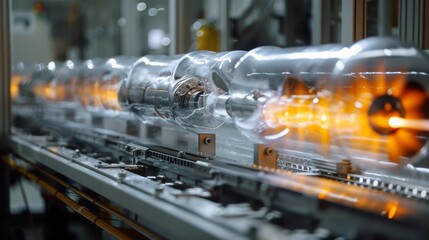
[11,0,423,65]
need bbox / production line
[7,37,429,239]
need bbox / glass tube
[45,60,80,104]
[74,58,107,112]
[125,51,245,130]
[171,50,246,129]
[330,37,429,165]
[227,44,347,155]
[125,55,181,125]
[11,62,31,101]
[97,57,137,116]
[227,37,429,165]
[28,61,59,102]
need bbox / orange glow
[262,62,428,163]
[265,173,412,221]
[10,74,24,100]
[76,75,103,111]
[389,117,429,131]
[318,189,327,199]
[98,74,123,112]
[331,63,429,163]
[388,204,398,219]
[31,76,73,103]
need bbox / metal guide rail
[8,120,429,240]
[277,156,429,202]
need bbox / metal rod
[0,0,11,238]
[0,0,11,147]
[169,0,192,55]
[3,158,139,240]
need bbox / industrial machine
[7,37,429,239]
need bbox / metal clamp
[198,133,216,157]
[254,144,278,169]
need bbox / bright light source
[148,28,165,49]
[389,116,429,131]
[161,37,171,46]
[388,117,401,128]
[47,61,56,71]
[148,8,158,16]
[137,2,147,11]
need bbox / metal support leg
[399,0,423,48]
[341,0,367,44]
[0,0,11,238]
[311,0,331,45]
[169,0,193,55]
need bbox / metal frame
[0,0,10,147]
[10,136,244,239]
[341,0,367,44]
[0,0,11,238]
[377,0,392,36]
[311,0,332,45]
[169,0,193,55]
[121,0,141,56]
[399,0,429,48]
[400,0,422,47]
[422,0,429,49]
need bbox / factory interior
[2,0,429,239]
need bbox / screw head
[264,147,273,155]
[117,169,127,180]
[203,137,212,145]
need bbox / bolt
[117,169,127,182]
[197,81,203,86]
[185,84,191,89]
[264,147,274,155]
[177,151,185,158]
[72,149,80,158]
[203,137,212,145]
[251,89,261,100]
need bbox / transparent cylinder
[45,60,80,104]
[125,51,245,130]
[171,50,245,129]
[228,37,429,165]
[74,58,107,112]
[28,62,59,102]
[125,55,181,125]
[330,37,429,165]
[97,57,137,116]
[228,45,347,155]
[11,62,31,101]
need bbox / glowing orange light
[318,189,327,200]
[388,117,429,132]
[388,205,397,219]
[10,74,24,100]
[76,75,103,110]
[98,74,123,112]
[332,60,429,163]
